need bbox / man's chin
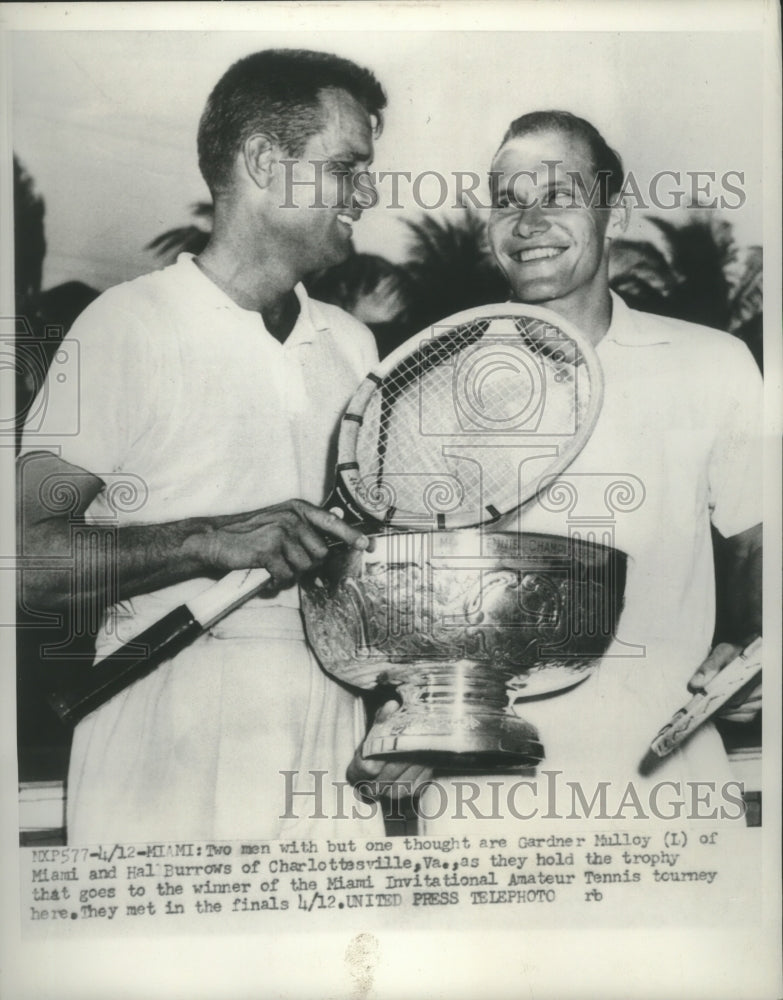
[305,243,354,279]
[500,262,563,304]
[507,281,563,306]
[325,241,355,269]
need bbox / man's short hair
[198,49,387,196]
[499,110,624,204]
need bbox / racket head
[337,302,604,531]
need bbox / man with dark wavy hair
[18,49,391,842]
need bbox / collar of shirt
[600,290,673,348]
[176,252,331,347]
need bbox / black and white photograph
[2,2,781,998]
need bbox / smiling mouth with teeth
[512,247,566,262]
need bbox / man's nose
[512,203,550,238]
[352,170,377,210]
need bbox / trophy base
[363,719,544,768]
[362,664,545,767]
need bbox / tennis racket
[49,303,603,724]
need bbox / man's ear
[606,195,631,241]
[242,133,277,190]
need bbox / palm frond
[728,245,763,333]
[146,225,211,259]
[146,202,213,261]
[191,202,214,220]
[643,212,735,329]
[399,207,507,331]
[610,238,676,289]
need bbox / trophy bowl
[300,530,627,767]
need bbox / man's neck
[514,284,614,347]
[196,234,301,343]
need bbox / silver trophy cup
[301,529,627,767]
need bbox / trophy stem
[363,661,544,767]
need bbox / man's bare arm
[17,452,368,613]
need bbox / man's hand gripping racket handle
[648,637,763,758]
[47,483,372,726]
[48,568,271,726]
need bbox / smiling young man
[411,111,763,830]
[488,112,628,343]
[17,50,390,843]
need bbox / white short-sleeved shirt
[420,293,763,827]
[501,291,762,668]
[20,254,382,842]
[21,253,379,648]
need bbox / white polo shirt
[21,252,379,650]
[504,291,762,664]
[20,254,383,842]
[488,292,763,791]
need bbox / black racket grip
[47,605,203,727]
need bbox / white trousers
[67,605,384,844]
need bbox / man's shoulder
[61,261,201,364]
[627,304,752,361]
[81,260,188,324]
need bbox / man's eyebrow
[540,179,575,196]
[492,176,565,194]
[490,177,580,209]
[491,173,570,189]
[329,148,374,166]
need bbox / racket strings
[354,314,596,525]
[374,318,489,486]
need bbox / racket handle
[188,568,272,627]
[649,637,763,758]
[48,568,271,726]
